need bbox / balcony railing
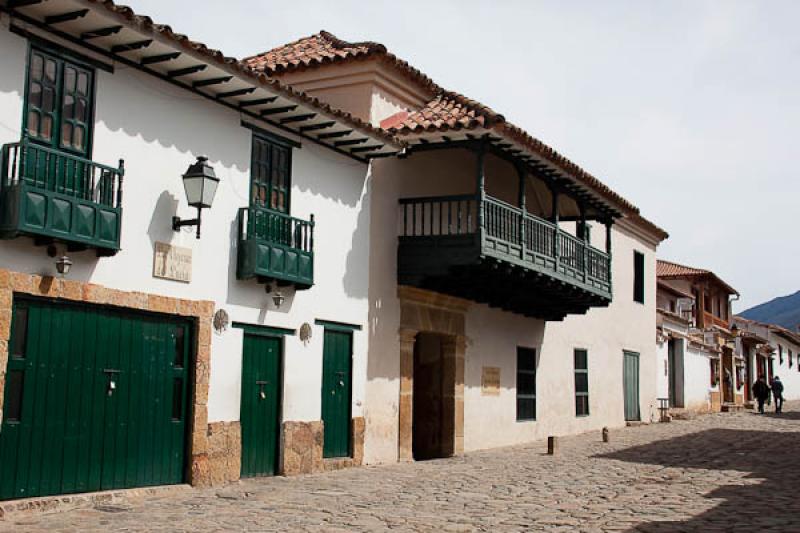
[0,136,124,253]
[399,193,612,300]
[236,205,314,289]
[703,311,730,330]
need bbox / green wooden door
[321,329,352,458]
[240,334,282,477]
[0,299,190,500]
[623,351,641,422]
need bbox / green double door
[321,329,352,458]
[623,351,641,422]
[240,334,282,477]
[0,298,190,500]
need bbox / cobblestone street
[5,403,800,532]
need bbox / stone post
[441,334,467,457]
[398,328,417,462]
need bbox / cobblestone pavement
[5,402,800,532]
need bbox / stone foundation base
[191,422,241,487]
[323,417,365,471]
[281,421,324,475]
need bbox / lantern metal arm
[173,207,203,239]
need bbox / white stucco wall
[365,145,662,463]
[0,25,370,426]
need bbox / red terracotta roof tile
[657,260,738,295]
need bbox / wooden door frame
[397,287,468,462]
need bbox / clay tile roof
[657,260,738,296]
[250,31,668,236]
[244,31,439,93]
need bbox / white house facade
[256,31,668,464]
[0,1,668,503]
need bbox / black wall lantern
[173,156,220,239]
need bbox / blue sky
[133,0,800,310]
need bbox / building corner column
[398,327,417,462]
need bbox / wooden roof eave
[402,128,624,221]
[3,0,403,162]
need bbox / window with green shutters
[516,347,537,421]
[24,47,94,157]
[574,349,589,416]
[250,134,291,213]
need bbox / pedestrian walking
[772,375,784,413]
[752,375,770,414]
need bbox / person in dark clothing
[752,376,771,414]
[772,376,784,413]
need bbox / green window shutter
[250,134,291,213]
[516,347,536,421]
[633,251,645,304]
[24,46,95,157]
[574,349,589,416]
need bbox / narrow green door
[240,334,282,477]
[623,351,641,422]
[0,299,190,500]
[321,329,352,458]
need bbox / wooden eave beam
[140,52,181,65]
[7,0,43,8]
[192,76,233,88]
[239,97,277,107]
[80,25,122,40]
[299,121,335,133]
[216,87,256,99]
[280,113,316,124]
[317,130,352,140]
[334,138,368,147]
[350,144,384,153]
[167,64,206,78]
[110,39,153,54]
[44,9,89,24]
[260,105,298,116]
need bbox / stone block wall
[281,420,324,475]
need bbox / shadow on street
[597,425,800,531]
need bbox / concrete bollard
[547,436,558,455]
[602,427,610,443]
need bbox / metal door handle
[104,369,120,397]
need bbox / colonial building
[656,260,740,414]
[0,1,667,502]
[0,0,405,500]
[252,31,668,464]
[734,316,800,403]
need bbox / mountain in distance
[739,290,800,331]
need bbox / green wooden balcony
[398,194,612,320]
[0,137,124,255]
[237,205,314,290]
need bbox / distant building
[656,260,740,414]
[733,317,800,403]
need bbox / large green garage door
[0,297,191,500]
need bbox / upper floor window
[516,347,536,421]
[633,251,645,304]
[779,345,784,365]
[25,47,94,157]
[250,133,291,213]
[574,349,589,416]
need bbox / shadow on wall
[146,190,179,253]
[98,70,248,172]
[596,425,800,531]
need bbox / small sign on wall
[481,366,501,396]
[153,242,192,283]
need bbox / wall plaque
[153,242,192,283]
[481,366,501,396]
